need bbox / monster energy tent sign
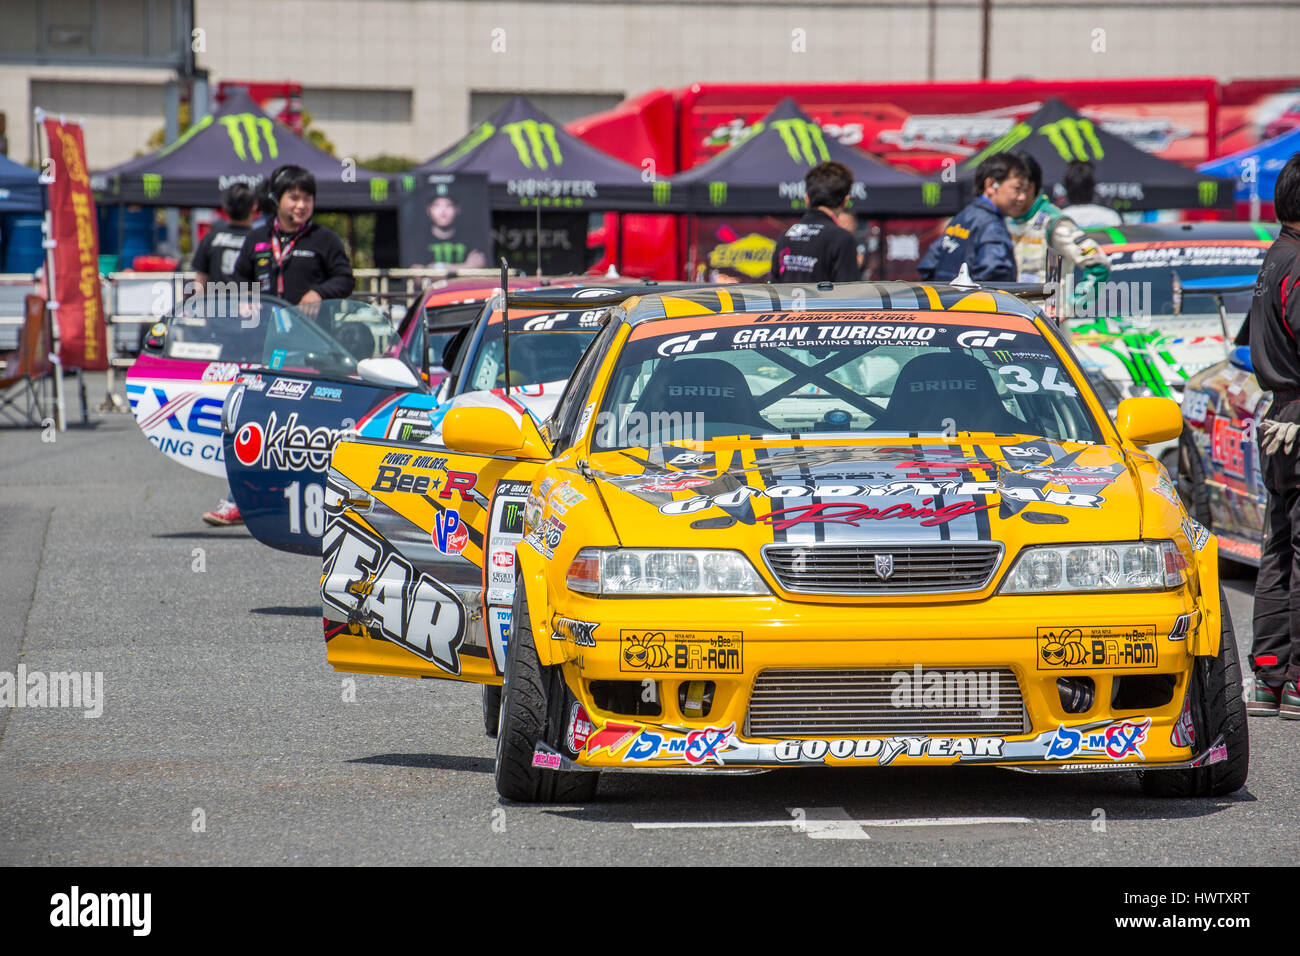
[414,95,671,211]
[669,97,960,216]
[93,90,395,210]
[962,97,1233,212]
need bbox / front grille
[763,543,1002,594]
[746,667,1027,737]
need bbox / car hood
[588,438,1143,553]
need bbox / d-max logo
[657,332,717,357]
[956,330,1017,349]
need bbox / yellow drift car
[321,283,1247,802]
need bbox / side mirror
[1115,396,1182,447]
[142,321,167,354]
[356,357,420,390]
[1229,345,1253,373]
[442,406,550,459]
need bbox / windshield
[461,307,603,392]
[1100,241,1268,320]
[164,296,394,379]
[593,311,1102,449]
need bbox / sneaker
[1246,679,1281,716]
[1280,680,1300,720]
[202,499,243,526]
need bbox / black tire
[1176,430,1254,579]
[482,685,501,737]
[1140,587,1249,797]
[494,583,600,803]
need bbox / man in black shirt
[193,183,256,288]
[1246,151,1300,719]
[770,161,860,284]
[233,164,354,310]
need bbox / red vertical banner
[43,118,108,370]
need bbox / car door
[320,311,622,685]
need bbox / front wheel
[1139,587,1249,797]
[482,685,501,737]
[494,583,599,803]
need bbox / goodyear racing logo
[771,118,830,166]
[219,113,279,163]
[142,173,162,199]
[653,180,671,205]
[503,120,562,170]
[1198,180,1219,206]
[922,181,941,207]
[709,181,728,206]
[1039,117,1104,162]
[370,178,389,202]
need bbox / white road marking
[632,810,1032,841]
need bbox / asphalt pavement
[1,376,1296,866]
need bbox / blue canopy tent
[0,154,43,214]
[1198,126,1300,217]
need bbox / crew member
[194,182,257,528]
[233,164,354,310]
[1059,160,1123,229]
[193,183,257,289]
[1246,151,1300,719]
[918,152,1028,282]
[770,161,860,284]
[1005,151,1111,310]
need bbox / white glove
[1260,419,1300,456]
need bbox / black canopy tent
[961,97,1235,212]
[415,95,672,212]
[670,97,962,217]
[93,90,399,210]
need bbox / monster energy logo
[142,173,162,199]
[503,120,562,170]
[709,181,728,206]
[771,118,830,166]
[439,122,495,166]
[428,241,467,263]
[1039,118,1104,162]
[370,178,389,202]
[402,174,416,193]
[219,113,279,163]
[992,349,1013,363]
[1198,180,1219,206]
[158,114,213,156]
[921,182,941,206]
[970,121,1032,166]
[653,180,671,205]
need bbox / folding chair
[0,295,53,427]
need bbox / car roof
[621,281,1045,326]
[1088,221,1279,245]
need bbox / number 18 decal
[284,480,326,536]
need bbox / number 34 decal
[998,365,1078,397]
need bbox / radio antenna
[500,256,511,396]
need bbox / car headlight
[567,548,769,596]
[1000,541,1186,594]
